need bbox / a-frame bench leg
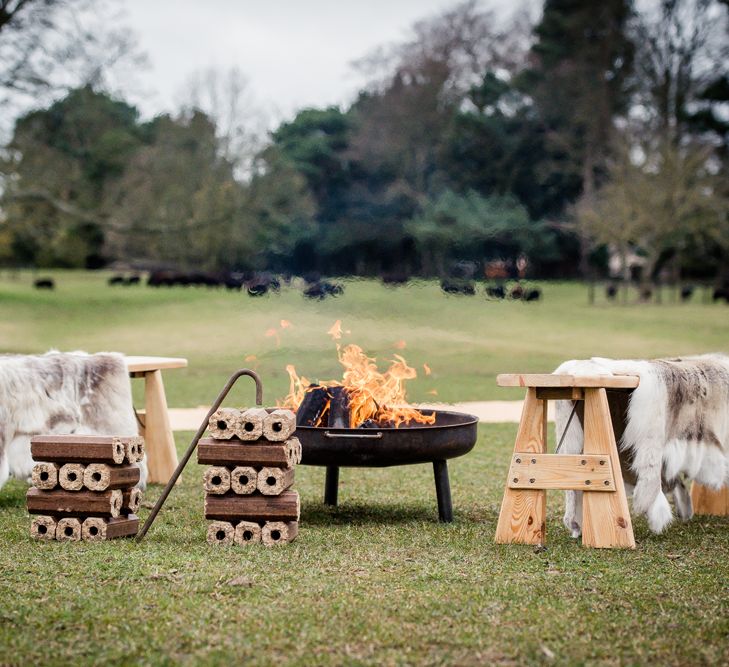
[581,388,635,549]
[495,388,547,545]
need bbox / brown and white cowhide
[555,354,729,535]
[0,351,146,491]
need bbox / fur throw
[555,354,729,535]
[0,351,146,490]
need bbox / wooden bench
[494,373,639,549]
[125,356,187,484]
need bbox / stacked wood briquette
[27,435,145,542]
[200,407,301,547]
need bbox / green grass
[1,271,728,665]
[0,271,727,405]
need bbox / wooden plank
[125,356,188,373]
[497,373,640,389]
[207,521,235,545]
[197,438,297,467]
[203,466,231,495]
[83,464,140,491]
[691,483,729,516]
[262,410,296,442]
[204,490,300,522]
[121,487,142,515]
[507,454,615,490]
[26,488,122,518]
[257,466,295,495]
[143,369,179,484]
[31,435,132,464]
[261,521,298,547]
[495,388,547,545]
[81,515,139,541]
[535,387,585,401]
[31,462,59,490]
[234,520,262,545]
[581,388,635,549]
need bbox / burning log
[56,517,82,542]
[83,464,140,491]
[59,463,85,491]
[31,462,59,490]
[30,435,134,465]
[234,520,262,545]
[204,490,300,523]
[236,408,268,440]
[81,515,139,541]
[198,437,300,467]
[257,466,295,496]
[122,487,142,515]
[208,408,241,440]
[207,520,235,545]
[230,466,257,495]
[26,488,123,518]
[327,387,350,428]
[125,437,145,464]
[203,466,231,495]
[30,515,57,540]
[261,521,298,547]
[262,409,296,441]
[296,385,330,426]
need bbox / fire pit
[283,332,479,522]
[296,409,478,522]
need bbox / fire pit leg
[324,466,339,506]
[433,460,453,522]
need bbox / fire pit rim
[294,408,479,432]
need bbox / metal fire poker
[136,368,263,541]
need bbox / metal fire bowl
[296,409,479,468]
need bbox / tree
[405,190,554,275]
[0,0,145,122]
[630,0,729,144]
[576,134,728,289]
[1,86,144,267]
[105,112,242,269]
[178,66,264,177]
[522,0,635,281]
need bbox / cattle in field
[485,284,505,299]
[680,285,694,302]
[34,278,55,290]
[108,275,125,286]
[606,284,618,300]
[304,280,344,300]
[440,279,475,295]
[554,355,729,535]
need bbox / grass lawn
[1,271,728,665]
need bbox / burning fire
[281,327,436,429]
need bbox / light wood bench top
[125,356,188,373]
[497,373,639,389]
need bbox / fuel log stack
[27,435,145,542]
[200,407,301,547]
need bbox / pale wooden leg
[143,370,179,484]
[691,483,729,516]
[581,388,635,549]
[495,388,547,545]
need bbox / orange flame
[281,339,435,428]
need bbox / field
[1,271,729,665]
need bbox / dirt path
[167,400,555,431]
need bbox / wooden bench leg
[143,370,179,484]
[495,388,547,545]
[581,388,635,548]
[691,483,729,516]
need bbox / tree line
[0,0,727,284]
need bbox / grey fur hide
[0,351,146,490]
[555,354,729,535]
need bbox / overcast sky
[123,0,486,123]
